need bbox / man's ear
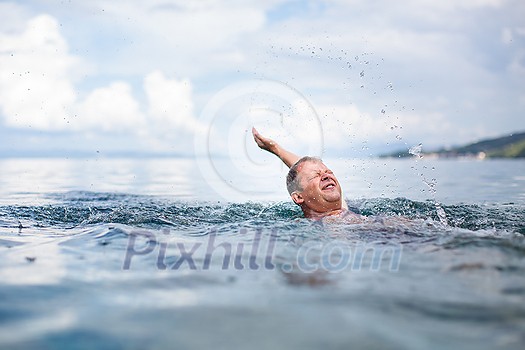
[291,192,304,205]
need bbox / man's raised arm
[252,127,349,210]
[252,127,300,168]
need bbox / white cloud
[318,105,383,144]
[502,28,513,44]
[316,104,460,151]
[316,104,404,152]
[0,13,149,133]
[404,0,503,12]
[76,0,270,77]
[0,2,31,32]
[508,50,525,76]
[144,71,203,134]
[78,82,146,132]
[517,27,525,36]
[0,10,203,153]
[0,14,78,130]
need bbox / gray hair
[286,156,322,194]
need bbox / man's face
[293,160,343,212]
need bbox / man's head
[286,157,343,216]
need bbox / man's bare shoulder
[322,209,416,227]
[320,209,367,224]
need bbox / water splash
[435,204,448,226]
[2,192,523,233]
[408,145,448,225]
[409,143,423,158]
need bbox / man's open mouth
[322,182,336,190]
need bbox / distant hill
[380,131,525,159]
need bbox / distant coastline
[380,131,525,159]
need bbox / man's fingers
[252,127,266,148]
[252,126,277,152]
[252,129,261,141]
[252,127,261,142]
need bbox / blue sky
[0,0,524,158]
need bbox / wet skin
[292,161,346,218]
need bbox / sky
[0,0,524,159]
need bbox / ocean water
[0,157,524,350]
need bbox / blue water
[0,158,524,349]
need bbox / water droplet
[409,143,423,158]
[436,205,448,225]
[360,70,365,77]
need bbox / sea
[0,157,524,350]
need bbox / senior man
[252,128,364,221]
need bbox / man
[252,128,363,222]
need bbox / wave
[0,191,523,236]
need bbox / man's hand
[252,127,300,168]
[252,127,278,154]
